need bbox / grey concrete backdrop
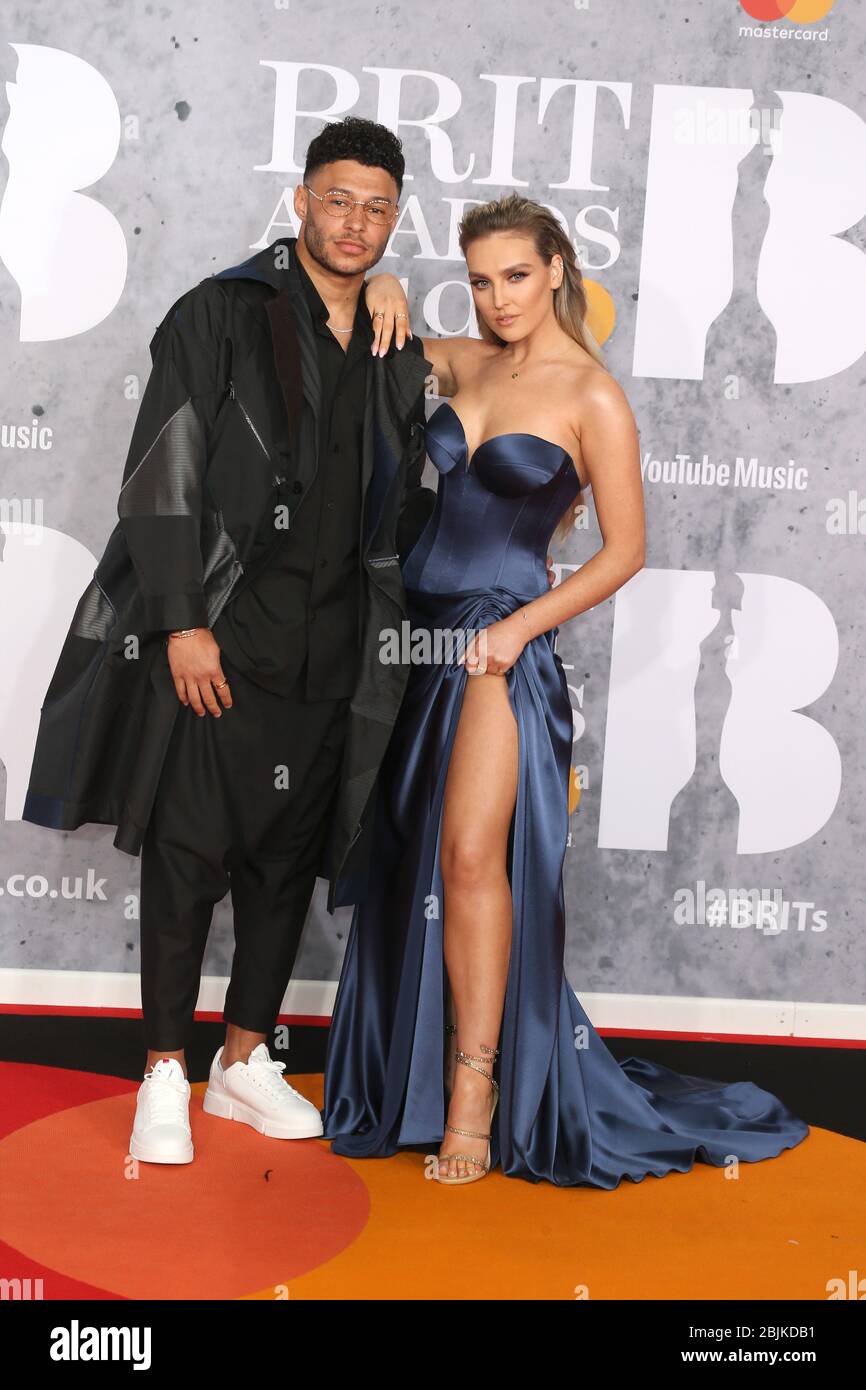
[0,0,861,1017]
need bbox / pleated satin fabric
[321,401,809,1187]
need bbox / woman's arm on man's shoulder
[364,272,487,398]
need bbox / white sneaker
[202,1043,324,1139]
[128,1057,194,1164]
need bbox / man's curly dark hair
[303,116,405,198]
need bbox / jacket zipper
[228,375,316,530]
[220,378,291,604]
[229,379,281,487]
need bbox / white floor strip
[0,969,863,1041]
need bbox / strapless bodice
[401,401,584,596]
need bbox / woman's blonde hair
[457,193,605,544]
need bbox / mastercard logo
[739,0,834,20]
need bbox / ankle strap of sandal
[457,1046,500,1062]
[445,1026,500,1063]
[455,1049,501,1092]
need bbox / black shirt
[212,242,374,700]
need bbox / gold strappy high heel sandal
[438,1043,500,1186]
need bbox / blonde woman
[322,194,809,1187]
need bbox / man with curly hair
[23,116,435,1162]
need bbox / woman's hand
[364,274,412,356]
[459,615,529,677]
[459,566,554,676]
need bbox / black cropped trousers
[138,652,350,1051]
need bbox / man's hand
[166,629,233,717]
[547,553,556,588]
[364,274,412,356]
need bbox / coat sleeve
[116,281,229,633]
[395,337,436,565]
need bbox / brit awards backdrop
[0,0,861,1043]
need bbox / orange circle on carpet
[1,1063,863,1299]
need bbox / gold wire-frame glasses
[303,184,399,225]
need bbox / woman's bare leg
[437,670,518,1179]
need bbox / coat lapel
[215,236,321,486]
[363,341,430,549]
[264,287,319,483]
[216,234,431,551]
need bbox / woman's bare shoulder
[570,360,634,436]
[557,356,638,492]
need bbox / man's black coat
[22,236,435,913]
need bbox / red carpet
[1,1061,863,1300]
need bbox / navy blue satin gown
[321,400,810,1187]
